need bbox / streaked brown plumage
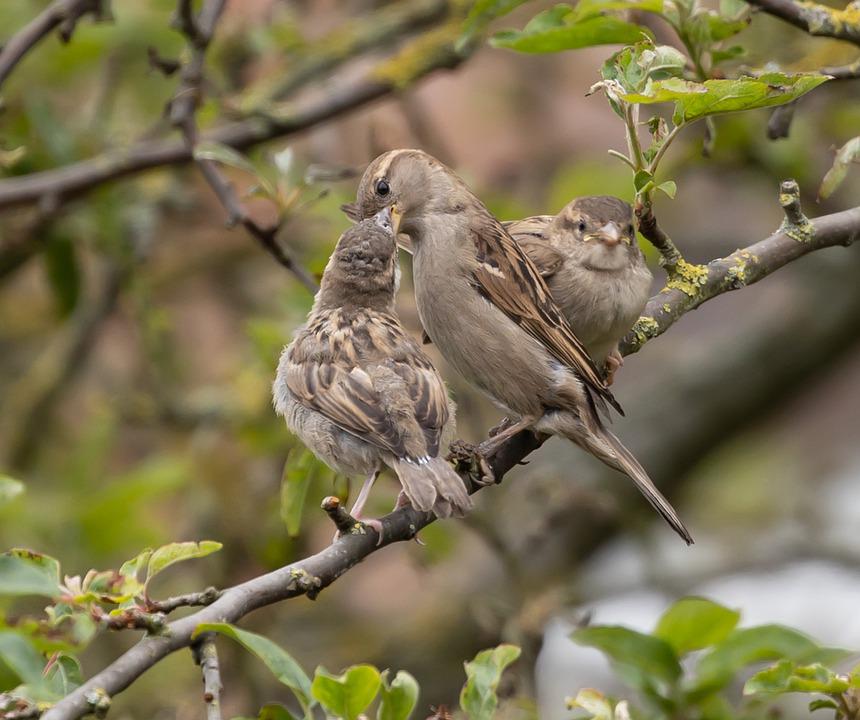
[350,149,692,544]
[272,208,471,530]
[505,196,653,383]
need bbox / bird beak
[390,203,402,235]
[587,222,626,247]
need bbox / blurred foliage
[568,597,860,720]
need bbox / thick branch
[743,0,860,46]
[0,0,107,89]
[41,194,860,720]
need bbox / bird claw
[604,348,624,386]
[488,416,513,437]
[332,518,384,546]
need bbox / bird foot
[332,517,384,546]
[447,440,495,485]
[604,348,624,386]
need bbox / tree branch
[621,192,860,355]
[743,0,860,46]
[193,637,223,720]
[0,2,471,213]
[40,188,860,720]
[166,0,319,292]
[0,0,108,89]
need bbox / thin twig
[0,0,107,89]
[144,587,222,614]
[634,200,684,270]
[166,0,318,292]
[193,637,223,720]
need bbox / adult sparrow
[505,196,652,384]
[273,207,471,535]
[350,149,691,544]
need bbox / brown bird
[349,149,691,544]
[272,207,471,535]
[505,196,652,384]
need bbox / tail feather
[392,457,472,518]
[557,414,693,544]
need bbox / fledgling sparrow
[504,197,652,384]
[350,149,691,544]
[272,207,471,536]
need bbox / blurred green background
[1,1,859,718]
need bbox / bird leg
[604,347,624,386]
[477,414,539,480]
[337,471,384,544]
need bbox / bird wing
[469,215,623,415]
[285,313,448,460]
[504,216,565,280]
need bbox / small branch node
[778,179,815,242]
[321,496,360,535]
[83,689,110,719]
[192,636,223,720]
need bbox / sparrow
[344,197,651,385]
[504,197,653,384]
[272,207,472,536]
[349,149,691,544]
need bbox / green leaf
[195,623,314,714]
[460,0,532,45]
[809,698,840,712]
[633,169,654,193]
[572,626,681,687]
[312,665,381,720]
[43,234,81,318]
[42,653,83,698]
[819,136,860,199]
[566,688,613,720]
[119,548,153,583]
[0,549,61,597]
[146,541,222,584]
[193,141,277,199]
[280,449,318,538]
[378,670,419,720]
[656,180,677,198]
[601,42,687,93]
[0,632,45,685]
[0,475,24,506]
[459,644,521,720]
[744,660,850,696]
[654,597,740,655]
[491,4,652,53]
[622,73,830,125]
[691,625,849,695]
[257,703,298,720]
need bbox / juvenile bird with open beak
[505,196,652,384]
[350,149,691,544]
[273,207,471,537]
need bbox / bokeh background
[1,1,859,718]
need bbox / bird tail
[392,457,472,519]
[556,412,693,545]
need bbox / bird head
[551,196,640,272]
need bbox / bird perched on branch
[349,149,691,544]
[505,196,652,384]
[273,207,471,536]
[344,196,651,385]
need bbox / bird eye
[375,179,390,196]
[578,221,586,232]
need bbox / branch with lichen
[621,181,859,354]
[743,0,860,46]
